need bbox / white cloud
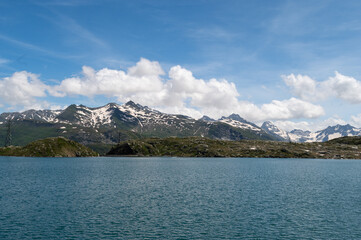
[260,97,324,120]
[128,58,165,77]
[50,58,166,105]
[322,72,361,103]
[50,59,242,116]
[0,58,326,124]
[318,116,347,129]
[50,58,324,122]
[282,74,318,100]
[284,71,361,104]
[350,114,361,128]
[273,120,312,132]
[274,116,348,132]
[0,57,9,65]
[21,101,64,111]
[0,71,48,107]
[166,65,240,110]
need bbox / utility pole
[4,119,12,147]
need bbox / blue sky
[1,0,361,131]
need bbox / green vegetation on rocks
[0,137,99,157]
[107,136,361,159]
[327,136,361,145]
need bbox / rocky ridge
[0,137,98,157]
[261,121,361,143]
[0,101,276,150]
[107,136,361,159]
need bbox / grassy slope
[107,136,361,159]
[0,120,141,154]
[0,120,60,146]
[328,136,361,145]
[0,137,98,157]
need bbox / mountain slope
[0,101,277,147]
[4,101,359,145]
[261,121,290,141]
[107,136,361,159]
[0,137,98,157]
[314,124,361,142]
[262,121,361,143]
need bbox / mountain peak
[228,113,244,121]
[105,102,119,108]
[220,113,249,123]
[220,113,258,127]
[261,121,279,132]
[124,100,143,109]
[261,121,290,141]
[200,115,216,122]
[125,100,136,106]
[261,121,273,127]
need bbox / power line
[4,119,12,147]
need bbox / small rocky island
[107,136,361,159]
[0,137,98,157]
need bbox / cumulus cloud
[283,71,361,103]
[282,74,319,100]
[166,65,240,110]
[273,120,312,132]
[50,58,166,106]
[0,58,325,122]
[274,116,348,132]
[0,71,48,107]
[20,101,64,111]
[350,114,361,127]
[318,116,348,129]
[322,72,361,103]
[261,97,324,120]
[49,58,324,122]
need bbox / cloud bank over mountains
[0,57,360,130]
[283,72,361,103]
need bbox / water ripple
[1,157,361,239]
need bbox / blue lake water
[1,157,361,239]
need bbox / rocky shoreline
[107,136,361,159]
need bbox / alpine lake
[1,156,361,239]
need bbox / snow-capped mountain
[0,101,276,146]
[260,122,316,143]
[199,115,216,122]
[261,121,290,141]
[0,109,62,123]
[55,101,210,139]
[1,101,196,129]
[314,124,361,142]
[219,114,262,132]
[288,129,315,143]
[2,101,359,145]
[261,121,361,143]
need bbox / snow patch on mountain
[261,121,290,140]
[2,100,361,143]
[220,118,262,132]
[219,114,262,132]
[0,109,62,122]
[327,132,342,141]
[263,122,361,143]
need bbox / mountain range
[1,101,360,150]
[0,101,274,150]
[261,121,361,142]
